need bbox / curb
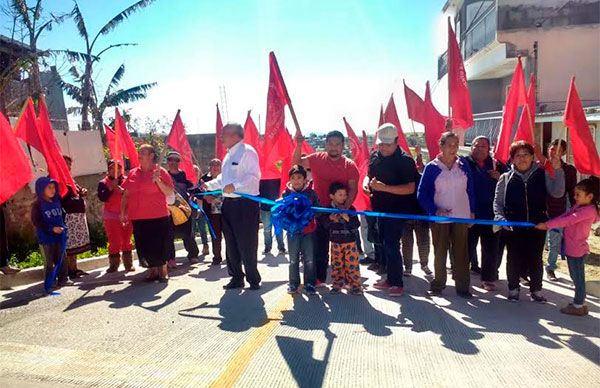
[0,238,199,290]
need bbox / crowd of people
[20,121,599,317]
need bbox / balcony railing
[438,6,497,79]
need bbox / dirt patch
[543,231,600,281]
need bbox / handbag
[169,192,192,226]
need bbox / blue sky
[1,0,448,134]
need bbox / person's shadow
[259,252,288,267]
[178,280,286,332]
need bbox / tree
[60,63,156,132]
[59,0,155,130]
[5,0,68,99]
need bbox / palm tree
[7,0,68,99]
[60,63,156,133]
[59,0,155,130]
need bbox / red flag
[278,128,296,192]
[166,110,199,184]
[423,81,447,160]
[448,19,474,129]
[14,98,43,152]
[343,117,362,162]
[243,110,262,152]
[215,104,225,160]
[563,77,600,176]
[104,124,123,166]
[360,130,370,160]
[15,97,75,196]
[494,58,528,163]
[114,108,139,168]
[263,51,293,179]
[514,74,536,145]
[352,130,372,211]
[404,80,425,124]
[0,112,33,204]
[383,94,412,156]
[37,96,76,195]
[301,140,315,155]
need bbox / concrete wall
[469,78,503,113]
[498,0,600,31]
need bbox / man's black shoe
[223,281,244,290]
[470,266,482,274]
[248,283,261,290]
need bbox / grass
[543,231,600,281]
[10,246,109,270]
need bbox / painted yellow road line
[208,294,294,388]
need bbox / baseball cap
[376,123,398,145]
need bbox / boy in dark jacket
[31,177,69,287]
[321,182,362,294]
[282,165,319,295]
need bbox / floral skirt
[65,213,91,256]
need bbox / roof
[0,35,34,54]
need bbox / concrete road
[1,234,599,388]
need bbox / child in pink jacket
[536,178,599,316]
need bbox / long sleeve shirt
[546,204,599,257]
[205,141,261,197]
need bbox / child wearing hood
[31,177,69,287]
[281,165,319,295]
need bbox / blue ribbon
[44,230,68,295]
[192,191,535,229]
[189,199,217,240]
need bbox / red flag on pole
[215,104,225,160]
[166,110,199,184]
[563,77,600,176]
[37,95,76,195]
[404,80,425,124]
[343,117,362,162]
[494,57,528,163]
[15,97,75,196]
[448,19,474,129]
[104,124,124,166]
[263,51,293,179]
[514,74,536,145]
[423,81,447,160]
[114,108,139,168]
[360,130,370,160]
[13,97,43,152]
[383,94,412,156]
[0,112,33,204]
[243,110,262,152]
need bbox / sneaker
[545,268,558,281]
[530,292,547,303]
[367,262,380,272]
[481,281,496,291]
[287,286,299,294]
[389,286,404,297]
[262,248,272,255]
[373,280,391,290]
[202,245,210,256]
[315,280,327,288]
[304,285,317,295]
[57,279,74,287]
[0,265,20,275]
[329,287,341,294]
[560,304,588,316]
[403,269,412,277]
[350,287,363,295]
[427,289,442,297]
[507,290,520,303]
[470,265,482,274]
[421,265,432,276]
[359,256,376,265]
[167,258,177,269]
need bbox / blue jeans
[567,255,586,305]
[193,214,209,245]
[546,228,564,270]
[260,209,285,252]
[287,232,316,288]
